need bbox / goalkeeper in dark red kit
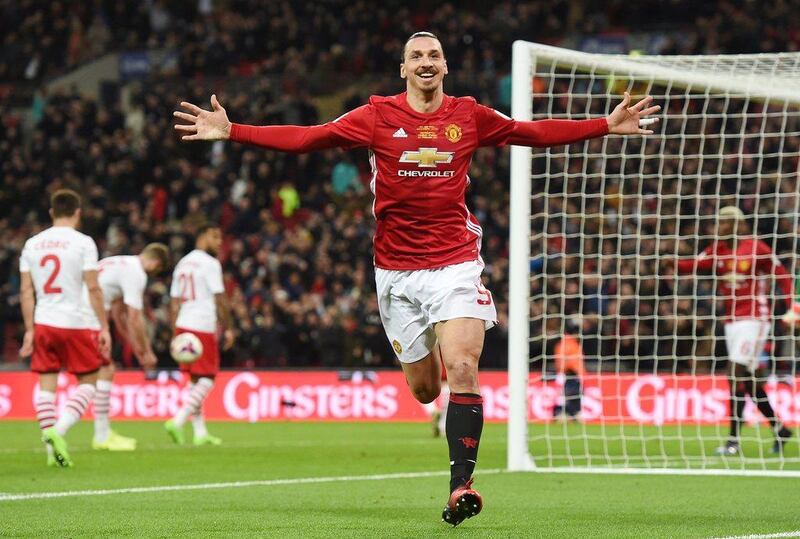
[174,32,659,526]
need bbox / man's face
[401,37,448,93]
[717,217,736,239]
[201,228,223,257]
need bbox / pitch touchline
[0,469,506,502]
[0,437,506,455]
[707,531,800,539]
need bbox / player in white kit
[164,224,234,446]
[84,244,170,451]
[19,189,111,467]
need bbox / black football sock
[753,383,780,432]
[729,380,746,441]
[446,393,483,493]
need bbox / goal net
[508,41,800,475]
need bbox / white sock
[55,384,96,436]
[36,390,57,432]
[93,380,113,442]
[422,401,438,415]
[173,378,213,428]
[36,391,57,457]
[439,393,449,435]
[192,414,208,438]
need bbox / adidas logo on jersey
[392,128,408,138]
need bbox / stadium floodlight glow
[508,41,800,475]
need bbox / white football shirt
[170,249,224,333]
[82,255,148,329]
[19,226,99,329]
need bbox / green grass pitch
[1,420,799,538]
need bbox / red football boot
[441,478,483,527]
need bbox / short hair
[141,242,170,272]
[196,222,220,238]
[402,31,441,61]
[718,206,745,220]
[50,189,82,218]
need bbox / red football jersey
[677,237,792,321]
[325,93,516,270]
[230,91,608,270]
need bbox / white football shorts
[375,260,497,364]
[724,319,770,373]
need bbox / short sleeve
[19,241,31,272]
[325,105,375,149]
[474,104,517,147]
[697,245,714,260]
[206,260,225,295]
[82,238,99,271]
[169,268,181,298]
[755,240,781,270]
[121,270,146,310]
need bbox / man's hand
[139,349,158,371]
[174,94,232,141]
[606,92,660,135]
[223,328,235,351]
[782,303,800,327]
[98,329,112,358]
[19,330,34,357]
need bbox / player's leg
[92,361,136,450]
[436,380,450,437]
[749,371,793,453]
[435,318,485,526]
[166,374,215,444]
[166,331,220,445]
[41,369,97,467]
[190,374,220,446]
[718,362,748,456]
[717,323,748,455]
[436,318,484,483]
[53,369,98,436]
[734,320,792,452]
[400,351,442,404]
[35,372,59,467]
[37,326,100,466]
[564,374,581,420]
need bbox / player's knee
[444,359,479,389]
[102,362,116,377]
[411,382,441,404]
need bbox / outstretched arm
[509,92,660,146]
[174,95,372,153]
[675,249,716,273]
[479,92,660,148]
[756,242,793,311]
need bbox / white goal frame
[507,40,800,476]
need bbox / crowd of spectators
[528,89,800,374]
[0,73,513,369]
[1,1,800,372]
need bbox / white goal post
[508,41,800,475]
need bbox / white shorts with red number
[724,319,770,373]
[375,260,497,364]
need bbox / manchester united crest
[445,123,462,143]
[392,340,403,354]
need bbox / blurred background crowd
[1,0,799,372]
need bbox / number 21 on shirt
[177,272,196,302]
